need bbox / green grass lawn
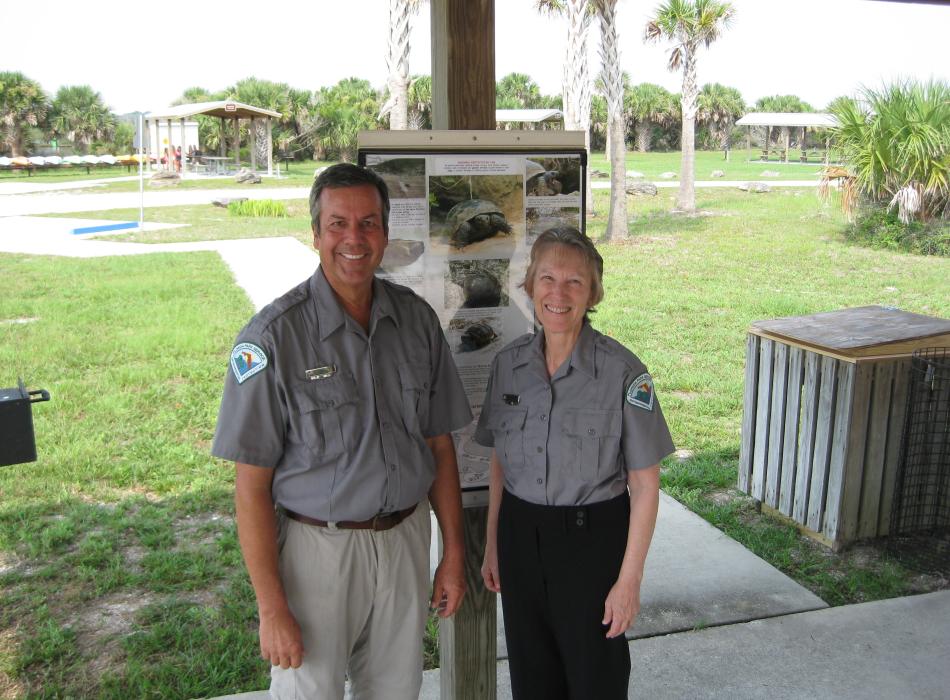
[2,186,948,697]
[589,148,827,180]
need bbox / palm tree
[49,85,115,155]
[645,0,735,212]
[310,78,382,162]
[697,82,744,151]
[829,80,950,223]
[0,71,48,157]
[407,75,432,129]
[593,0,628,241]
[380,0,425,130]
[537,0,594,214]
[625,82,676,152]
[496,73,544,109]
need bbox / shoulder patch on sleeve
[230,342,268,384]
[626,373,654,411]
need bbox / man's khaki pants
[270,502,431,700]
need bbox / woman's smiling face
[529,244,593,336]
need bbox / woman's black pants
[497,489,631,700]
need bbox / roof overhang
[495,108,563,123]
[145,100,281,120]
[736,112,838,128]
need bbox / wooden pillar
[746,127,751,161]
[431,0,496,130]
[764,125,770,160]
[233,118,241,169]
[266,117,274,177]
[431,2,498,697]
[166,119,173,169]
[250,117,258,171]
[784,127,790,163]
[179,118,186,172]
[219,118,226,157]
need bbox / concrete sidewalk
[418,590,950,699]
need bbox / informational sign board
[358,130,587,492]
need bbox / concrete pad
[429,493,826,660]
[420,591,950,699]
[0,187,310,216]
[0,216,317,312]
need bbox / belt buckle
[372,512,393,530]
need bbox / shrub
[227,199,288,217]
[846,206,950,257]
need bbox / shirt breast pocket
[398,361,432,435]
[562,408,622,478]
[290,373,360,460]
[486,406,527,470]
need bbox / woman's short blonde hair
[521,226,604,311]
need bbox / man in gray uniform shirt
[212,163,473,700]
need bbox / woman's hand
[481,544,501,593]
[602,577,640,638]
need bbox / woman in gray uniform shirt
[475,227,675,699]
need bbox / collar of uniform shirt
[311,266,400,341]
[512,320,598,380]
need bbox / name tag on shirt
[503,393,520,406]
[306,365,337,381]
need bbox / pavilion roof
[496,108,563,123]
[146,100,281,120]
[736,112,838,128]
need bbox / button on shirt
[474,321,675,506]
[212,267,473,521]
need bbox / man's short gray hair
[309,163,390,235]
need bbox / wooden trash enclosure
[738,306,950,550]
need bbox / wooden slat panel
[793,351,821,523]
[765,343,789,508]
[751,339,775,502]
[779,347,805,516]
[826,362,871,543]
[879,358,911,535]
[738,334,761,494]
[807,355,839,532]
[857,362,896,538]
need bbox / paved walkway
[5,184,945,700]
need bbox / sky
[2,0,948,115]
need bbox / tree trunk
[678,48,698,212]
[385,0,413,130]
[563,0,593,217]
[635,122,652,152]
[596,0,627,241]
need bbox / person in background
[477,226,674,700]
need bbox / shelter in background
[736,112,838,164]
[144,101,281,175]
[495,108,563,129]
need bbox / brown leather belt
[283,504,417,531]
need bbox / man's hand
[259,606,305,669]
[430,555,466,617]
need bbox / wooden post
[784,128,790,163]
[250,117,258,171]
[219,118,226,157]
[233,118,241,170]
[266,118,274,177]
[179,118,186,171]
[431,0,496,131]
[431,2,497,698]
